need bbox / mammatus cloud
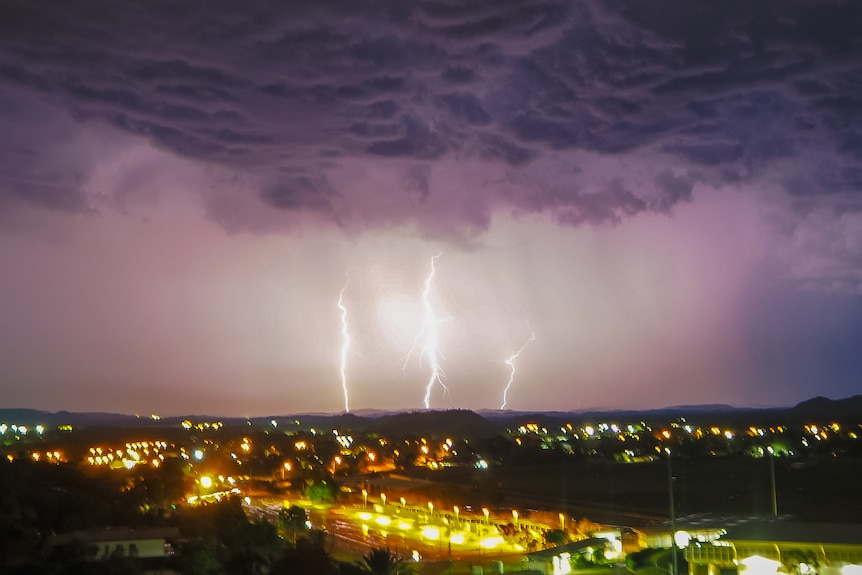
[0,0,861,288]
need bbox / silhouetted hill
[3,395,860,436]
[789,395,862,419]
[373,409,495,438]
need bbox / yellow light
[200,476,213,489]
[450,533,465,544]
[421,526,440,540]
[358,512,373,521]
[398,521,412,530]
[375,516,391,526]
[480,536,503,549]
[739,555,780,575]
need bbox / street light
[482,507,490,525]
[667,449,677,575]
[362,489,368,508]
[401,497,407,507]
[512,510,519,529]
[559,512,565,531]
[381,493,387,506]
[768,446,778,516]
[453,505,459,526]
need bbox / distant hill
[789,395,862,419]
[2,395,859,435]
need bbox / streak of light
[337,274,351,413]
[500,328,536,410]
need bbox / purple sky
[1,1,861,416]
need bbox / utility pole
[668,450,678,575]
[768,447,778,516]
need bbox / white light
[674,531,690,548]
[739,555,781,575]
[337,274,352,413]
[500,329,536,409]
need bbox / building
[524,538,613,575]
[48,526,180,560]
[685,522,862,575]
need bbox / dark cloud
[550,180,647,227]
[0,0,861,235]
[652,171,694,213]
[260,176,336,212]
[366,117,448,159]
[441,67,475,84]
[437,92,491,126]
[401,165,432,203]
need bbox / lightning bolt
[337,274,351,413]
[500,329,535,410]
[403,253,447,409]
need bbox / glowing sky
[1,1,862,415]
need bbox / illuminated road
[247,497,538,562]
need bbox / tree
[271,536,335,575]
[303,479,338,503]
[357,548,414,575]
[545,529,568,545]
[782,549,819,575]
[277,505,308,543]
[176,539,221,575]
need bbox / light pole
[667,450,677,575]
[768,446,778,516]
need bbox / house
[48,526,180,560]
[524,537,612,575]
[685,522,862,575]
